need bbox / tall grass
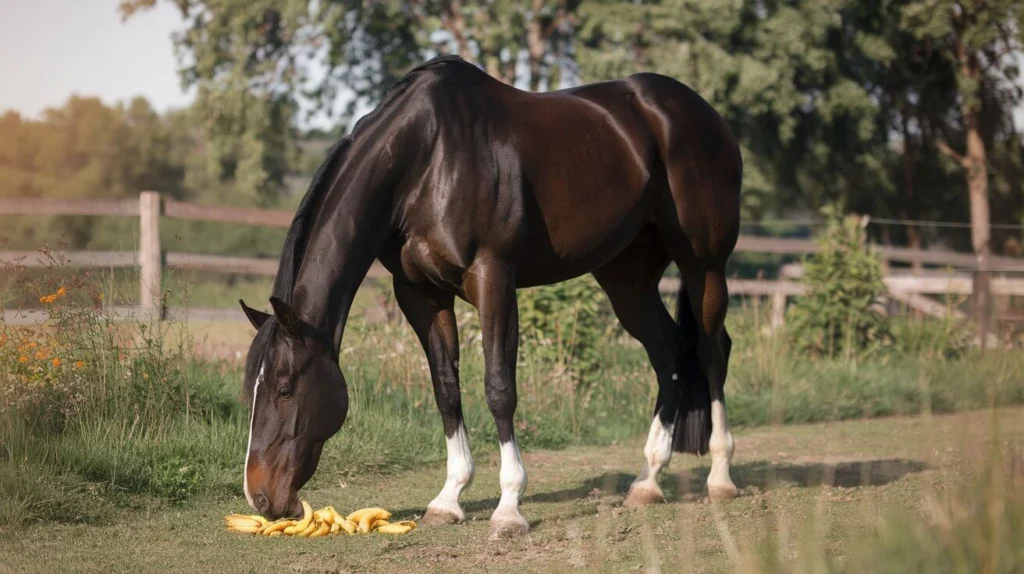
[1,252,1022,528]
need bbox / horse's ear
[268,296,302,337]
[239,299,271,330]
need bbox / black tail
[672,286,712,455]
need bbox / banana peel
[225,502,415,538]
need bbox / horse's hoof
[623,486,665,508]
[421,507,463,526]
[707,482,738,503]
[488,510,529,540]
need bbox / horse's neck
[291,171,394,351]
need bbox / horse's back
[389,58,740,287]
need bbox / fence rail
[1,193,1021,326]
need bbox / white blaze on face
[243,363,265,510]
[427,424,475,519]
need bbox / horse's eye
[278,388,293,399]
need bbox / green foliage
[788,205,891,358]
[0,262,246,525]
[2,257,1024,527]
[516,276,614,389]
[0,97,187,249]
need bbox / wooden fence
[1,192,1022,327]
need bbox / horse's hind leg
[392,279,474,525]
[678,265,738,502]
[592,240,685,507]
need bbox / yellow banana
[223,503,415,537]
[314,510,333,526]
[329,509,348,528]
[262,520,295,535]
[347,507,391,524]
[358,510,392,533]
[247,515,269,527]
[375,523,415,534]
[337,518,357,535]
[283,501,314,535]
[298,520,320,537]
[309,522,331,538]
[225,516,263,530]
[321,506,340,524]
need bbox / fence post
[770,286,786,332]
[139,191,163,320]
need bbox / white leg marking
[707,399,737,498]
[243,363,265,510]
[631,415,674,496]
[489,437,529,536]
[426,424,474,520]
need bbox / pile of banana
[224,501,416,537]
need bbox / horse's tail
[671,285,712,455]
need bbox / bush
[788,204,891,358]
[516,275,614,389]
[0,250,244,525]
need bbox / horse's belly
[513,188,650,288]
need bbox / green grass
[3,292,1024,530]
[2,407,1022,573]
[1,260,1023,547]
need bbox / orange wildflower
[74,360,85,369]
[18,356,28,364]
[52,358,61,367]
[39,287,66,304]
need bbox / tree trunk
[444,0,474,63]
[957,41,992,347]
[485,53,503,80]
[901,104,922,274]
[527,0,545,92]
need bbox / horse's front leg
[393,279,474,525]
[465,259,529,539]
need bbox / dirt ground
[3,407,1022,574]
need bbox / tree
[900,0,1024,332]
[577,0,893,220]
[119,0,582,200]
[0,97,186,249]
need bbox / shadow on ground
[447,458,928,518]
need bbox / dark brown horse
[239,55,741,539]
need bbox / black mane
[272,53,469,306]
[244,55,470,399]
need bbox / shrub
[516,275,614,389]
[0,248,244,525]
[788,204,891,358]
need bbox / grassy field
[2,263,1023,572]
[1,407,1022,573]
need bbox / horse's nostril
[254,492,269,514]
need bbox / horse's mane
[245,54,469,396]
[273,53,468,306]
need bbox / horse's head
[238,296,348,520]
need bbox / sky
[2,0,1022,129]
[0,0,192,118]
